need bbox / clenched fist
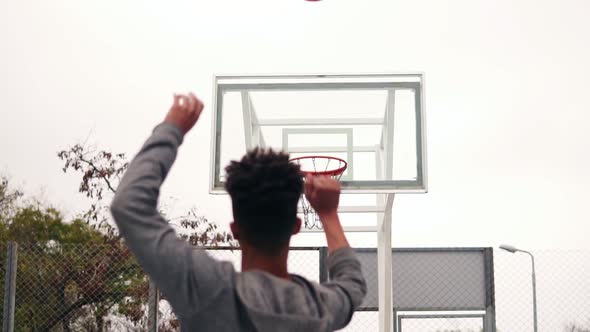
[164,93,204,135]
[304,174,341,218]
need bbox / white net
[291,156,347,229]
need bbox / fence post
[2,241,18,332]
[483,247,497,332]
[319,247,329,283]
[147,278,159,332]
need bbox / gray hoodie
[110,123,367,332]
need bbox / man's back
[160,249,363,332]
[110,94,367,331]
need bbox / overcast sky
[1,0,589,250]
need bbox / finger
[306,174,315,189]
[184,95,193,109]
[304,174,314,197]
[187,93,197,112]
[315,176,329,189]
[173,94,181,107]
[324,177,339,191]
[304,174,312,191]
[319,176,337,191]
[306,183,317,202]
[190,93,204,117]
[195,96,204,113]
[324,176,338,188]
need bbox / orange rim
[289,156,348,177]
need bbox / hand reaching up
[164,93,204,135]
[304,174,341,218]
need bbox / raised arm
[304,176,367,328]
[110,93,233,316]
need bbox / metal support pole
[147,279,159,332]
[241,91,253,149]
[3,242,18,332]
[319,247,329,283]
[483,248,497,332]
[524,251,538,332]
[377,194,395,332]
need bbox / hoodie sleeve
[110,122,233,317]
[319,247,368,329]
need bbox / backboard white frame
[209,73,428,194]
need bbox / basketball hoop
[290,156,347,229]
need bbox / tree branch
[77,156,117,194]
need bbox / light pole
[500,244,538,332]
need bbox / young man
[110,93,367,331]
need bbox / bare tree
[57,143,235,246]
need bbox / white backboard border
[209,73,427,194]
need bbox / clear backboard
[209,74,427,194]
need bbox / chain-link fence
[5,242,150,332]
[2,242,590,331]
[494,250,590,332]
[1,243,6,328]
